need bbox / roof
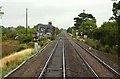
[37,24,55,29]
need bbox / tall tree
[112,1,120,26]
[74,17,83,29]
[73,11,96,35]
[74,12,96,28]
[79,20,97,36]
[112,1,120,68]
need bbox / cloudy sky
[0,0,116,29]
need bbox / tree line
[1,25,60,42]
[67,1,120,54]
[1,26,36,43]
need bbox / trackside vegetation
[1,25,60,57]
[67,1,120,56]
[1,24,60,77]
[0,48,40,77]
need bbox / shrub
[85,38,111,53]
[99,45,111,53]
[85,39,96,49]
[95,40,102,50]
[38,41,43,47]
[27,41,34,48]
[16,44,28,52]
[112,45,118,52]
[18,35,32,44]
[51,36,55,40]
[104,45,110,53]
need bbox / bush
[38,38,47,41]
[27,41,34,48]
[99,45,110,53]
[2,35,8,40]
[104,45,110,53]
[84,38,115,53]
[18,34,32,44]
[85,39,96,49]
[16,44,28,52]
[95,40,102,50]
[38,38,44,47]
[51,36,55,40]
[112,45,118,52]
[39,42,43,47]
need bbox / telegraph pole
[26,8,28,36]
[83,10,85,36]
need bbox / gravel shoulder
[64,37,95,77]
[69,39,115,77]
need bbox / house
[37,22,55,38]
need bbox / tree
[67,26,76,36]
[79,20,97,36]
[74,12,96,28]
[55,27,60,35]
[112,1,120,26]
[67,27,72,33]
[74,17,83,28]
[92,21,118,47]
[78,13,96,21]
[2,26,17,40]
[111,1,120,57]
[73,11,96,35]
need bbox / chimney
[48,21,52,26]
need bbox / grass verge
[0,48,35,77]
[0,37,54,78]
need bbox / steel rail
[67,37,99,78]
[74,40,120,77]
[62,37,66,79]
[38,38,60,79]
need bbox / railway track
[38,37,66,78]
[66,34,120,78]
[64,37,96,77]
[74,41,120,77]
[3,35,66,79]
[3,33,119,78]
[3,42,51,79]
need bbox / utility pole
[26,8,28,36]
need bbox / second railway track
[66,34,120,78]
[3,33,119,78]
